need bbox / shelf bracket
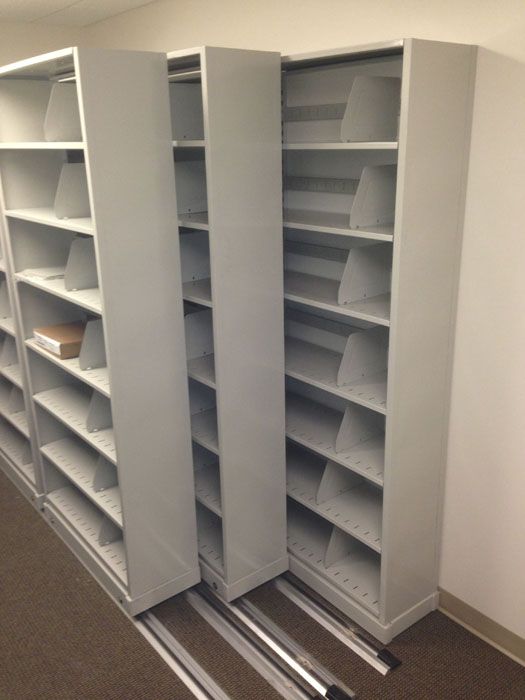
[64,237,98,291]
[93,456,117,492]
[335,404,381,453]
[349,165,397,229]
[338,327,388,386]
[78,319,106,370]
[316,461,362,505]
[98,516,121,545]
[86,391,112,433]
[338,243,391,305]
[54,163,90,219]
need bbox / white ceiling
[0,0,158,26]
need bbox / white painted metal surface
[0,47,201,614]
[168,46,288,600]
[282,39,476,642]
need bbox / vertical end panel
[381,39,477,623]
[75,47,199,599]
[202,47,287,585]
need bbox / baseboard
[439,589,525,666]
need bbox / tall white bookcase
[0,47,200,614]
[167,46,288,600]
[281,39,476,642]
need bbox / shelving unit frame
[0,46,200,614]
[168,46,288,600]
[282,38,476,642]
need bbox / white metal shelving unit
[0,47,200,614]
[0,245,39,500]
[281,39,476,642]
[167,46,288,600]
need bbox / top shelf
[173,140,205,148]
[283,142,398,151]
[0,47,75,79]
[0,142,84,150]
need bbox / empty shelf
[0,318,15,336]
[197,512,224,575]
[191,407,219,455]
[0,394,30,438]
[183,279,212,308]
[34,386,116,464]
[5,207,94,235]
[284,271,390,326]
[286,393,384,486]
[26,339,110,398]
[188,354,216,389]
[173,140,205,148]
[283,209,394,241]
[285,337,387,413]
[195,463,222,517]
[0,142,84,150]
[47,486,127,584]
[283,142,397,150]
[288,503,380,615]
[178,212,209,231]
[287,448,382,552]
[0,363,23,389]
[42,438,122,526]
[0,419,33,482]
[16,271,101,314]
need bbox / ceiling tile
[0,0,158,26]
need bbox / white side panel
[381,40,476,623]
[202,47,287,585]
[75,47,199,600]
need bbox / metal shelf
[173,140,205,148]
[286,393,384,486]
[34,385,116,464]
[0,142,84,150]
[191,407,219,455]
[0,418,33,483]
[0,362,23,388]
[284,270,390,326]
[287,501,380,616]
[0,318,15,336]
[178,212,209,231]
[196,504,224,575]
[285,336,387,413]
[283,209,394,241]
[195,462,222,517]
[287,446,382,552]
[42,437,122,526]
[26,339,110,398]
[187,354,216,389]
[182,279,212,307]
[5,207,94,235]
[283,142,398,150]
[16,271,101,315]
[47,486,127,584]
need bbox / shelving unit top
[0,48,75,79]
[281,40,404,70]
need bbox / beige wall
[0,21,79,65]
[1,0,524,638]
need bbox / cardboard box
[33,321,86,360]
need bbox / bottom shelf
[47,485,127,585]
[287,500,380,616]
[0,418,34,485]
[196,502,224,576]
